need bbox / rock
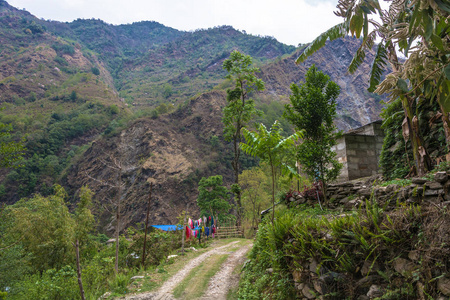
[424,189,444,196]
[167,255,178,259]
[412,178,427,184]
[190,247,197,251]
[309,258,320,274]
[393,258,417,276]
[355,275,381,288]
[361,260,379,276]
[367,285,383,298]
[385,184,400,194]
[131,275,145,280]
[417,281,425,300]
[437,277,450,296]
[335,182,354,187]
[434,171,448,183]
[358,188,372,198]
[301,284,316,299]
[296,195,307,204]
[295,282,305,291]
[427,181,443,190]
[266,268,274,274]
[411,186,424,198]
[313,279,324,295]
[292,269,304,283]
[408,250,420,261]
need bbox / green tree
[222,50,265,225]
[284,65,342,203]
[241,121,300,224]
[4,185,75,272]
[197,175,231,218]
[72,186,95,300]
[296,0,450,176]
[0,122,25,168]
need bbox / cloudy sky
[8,0,342,45]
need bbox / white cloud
[8,0,342,45]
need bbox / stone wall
[287,172,450,210]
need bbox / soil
[123,240,252,300]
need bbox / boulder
[131,275,145,280]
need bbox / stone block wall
[333,121,384,182]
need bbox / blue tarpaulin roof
[151,225,183,231]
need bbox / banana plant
[296,0,450,176]
[241,121,302,224]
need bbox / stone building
[332,120,384,181]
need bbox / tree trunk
[74,239,86,300]
[270,159,275,225]
[115,204,120,275]
[439,107,450,155]
[388,45,431,175]
[142,183,153,268]
[181,203,189,253]
[115,162,124,275]
[233,133,242,227]
[400,96,432,175]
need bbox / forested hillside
[0,0,384,225]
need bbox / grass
[172,254,229,298]
[379,178,412,187]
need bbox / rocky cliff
[259,36,385,131]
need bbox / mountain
[259,36,385,131]
[0,0,386,229]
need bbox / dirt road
[124,239,252,300]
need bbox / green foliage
[222,50,264,142]
[197,175,231,217]
[380,98,447,180]
[51,42,75,56]
[241,121,300,222]
[91,66,100,75]
[127,229,181,267]
[296,0,450,175]
[240,199,450,298]
[2,101,115,199]
[284,65,342,186]
[0,122,25,168]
